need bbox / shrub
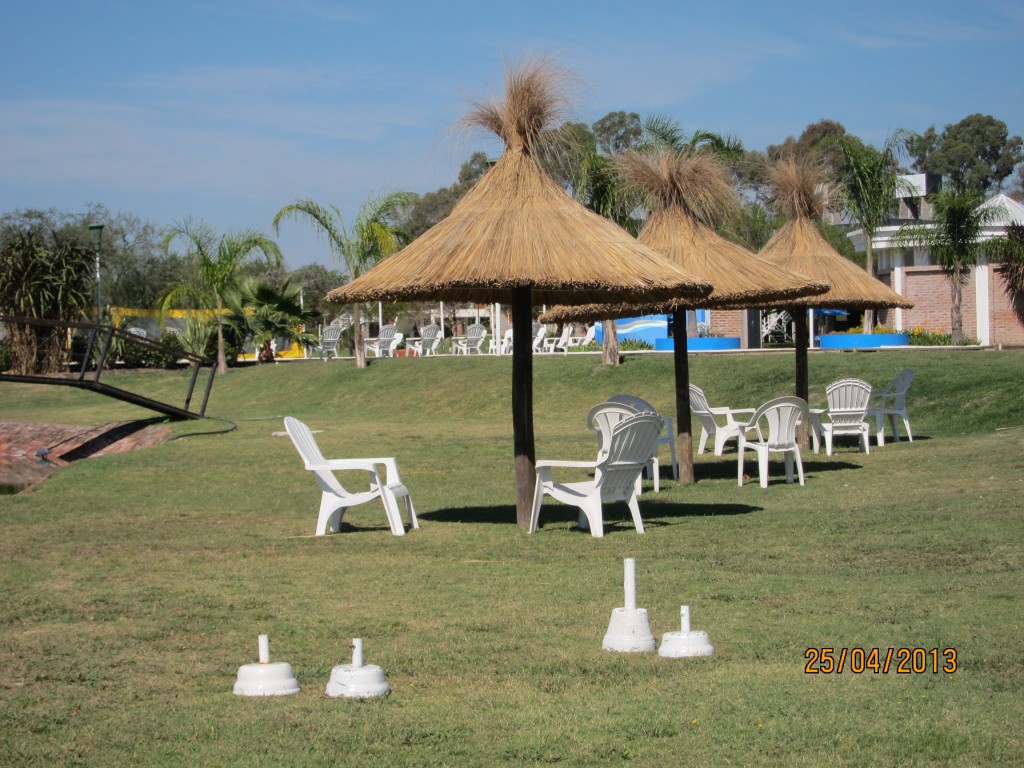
[619,338,654,351]
[908,326,980,346]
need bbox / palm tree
[160,220,282,374]
[837,131,908,333]
[225,278,320,363]
[897,188,1003,344]
[273,193,413,369]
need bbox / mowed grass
[1,349,1022,766]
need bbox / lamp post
[88,223,104,323]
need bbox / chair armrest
[536,459,599,470]
[315,459,383,473]
[358,457,404,484]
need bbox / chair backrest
[585,402,639,457]
[464,323,487,352]
[581,325,596,345]
[687,384,718,430]
[747,396,808,450]
[596,413,665,496]
[284,416,347,495]
[501,327,515,353]
[608,394,658,415]
[825,378,872,425]
[532,324,547,351]
[378,325,397,343]
[389,332,404,353]
[421,324,440,342]
[321,325,342,345]
[888,369,914,407]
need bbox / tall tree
[161,220,283,374]
[0,217,94,374]
[837,130,908,333]
[273,192,414,368]
[896,189,1003,344]
[907,114,1023,192]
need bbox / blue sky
[2,0,1022,268]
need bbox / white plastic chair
[453,323,487,355]
[689,384,755,455]
[737,396,809,488]
[283,417,417,536]
[608,394,678,491]
[569,324,596,348]
[542,325,572,355]
[365,325,398,358]
[866,369,914,446]
[810,378,872,455]
[532,324,548,353]
[586,401,643,496]
[408,324,441,357]
[314,324,342,361]
[530,412,665,538]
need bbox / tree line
[3,112,1022,373]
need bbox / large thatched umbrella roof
[536,148,827,483]
[759,158,911,311]
[759,157,913,438]
[538,150,826,324]
[327,84,711,308]
[326,59,711,530]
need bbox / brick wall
[709,309,745,338]
[990,266,1024,345]
[902,266,978,337]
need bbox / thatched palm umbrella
[326,60,712,527]
[759,157,912,435]
[540,148,828,483]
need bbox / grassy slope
[1,349,1022,766]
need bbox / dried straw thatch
[327,63,711,307]
[326,58,713,530]
[759,157,912,311]
[539,149,828,324]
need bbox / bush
[907,327,980,346]
[619,338,654,351]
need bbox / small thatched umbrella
[327,59,712,527]
[759,157,913,437]
[540,148,828,482]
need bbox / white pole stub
[258,634,270,664]
[624,558,637,611]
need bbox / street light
[88,223,104,323]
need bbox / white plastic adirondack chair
[314,324,343,361]
[608,394,678,491]
[689,384,756,455]
[542,325,572,354]
[810,378,872,455]
[866,369,914,446]
[454,323,487,355]
[568,324,595,348]
[408,324,441,357]
[365,325,398,358]
[530,412,665,538]
[585,401,643,496]
[531,324,548,353]
[737,396,809,488]
[283,417,417,536]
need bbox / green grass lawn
[2,349,1022,766]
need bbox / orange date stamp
[804,647,957,674]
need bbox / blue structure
[593,312,708,346]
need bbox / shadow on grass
[420,501,760,528]
[691,455,864,482]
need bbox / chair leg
[528,473,546,533]
[626,493,645,534]
[784,451,794,483]
[649,457,660,493]
[379,489,406,536]
[714,430,727,456]
[699,428,710,455]
[580,496,604,538]
[738,447,745,486]
[902,415,913,442]
[794,447,805,486]
[317,494,345,535]
[758,450,769,488]
[860,427,870,454]
[824,429,833,457]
